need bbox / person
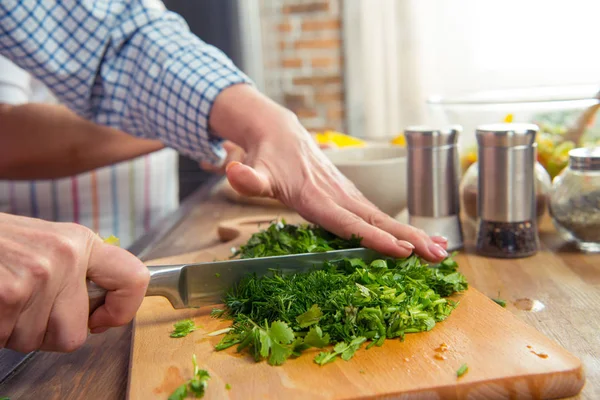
[0,0,449,354]
[0,54,180,249]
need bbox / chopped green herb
[213,222,468,367]
[207,327,232,337]
[457,363,469,378]
[170,319,198,338]
[0,397,10,400]
[359,369,366,374]
[314,337,367,365]
[492,298,506,307]
[296,304,323,328]
[233,219,362,259]
[215,273,221,278]
[303,326,330,348]
[225,384,231,390]
[168,355,210,400]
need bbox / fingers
[0,264,28,349]
[297,195,415,258]
[0,239,53,353]
[341,195,448,262]
[39,266,90,352]
[6,291,54,353]
[225,161,273,198]
[86,239,149,332]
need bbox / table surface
[1,178,599,400]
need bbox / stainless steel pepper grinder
[475,123,540,258]
[405,126,463,251]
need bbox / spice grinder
[405,126,463,251]
[475,123,540,258]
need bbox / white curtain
[343,0,600,143]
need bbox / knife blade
[87,248,382,313]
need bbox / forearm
[1,0,252,165]
[0,103,164,179]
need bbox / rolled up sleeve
[0,0,253,163]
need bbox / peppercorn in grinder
[405,126,463,251]
[475,123,541,258]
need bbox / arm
[0,102,164,180]
[0,0,251,165]
[1,1,447,262]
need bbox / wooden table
[1,178,599,400]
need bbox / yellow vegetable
[102,235,121,247]
[390,133,406,147]
[503,113,514,123]
[313,130,365,148]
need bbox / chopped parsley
[225,383,231,390]
[168,355,210,399]
[212,222,468,366]
[170,319,199,338]
[457,363,469,378]
[233,219,362,258]
[492,298,506,307]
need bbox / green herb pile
[213,222,468,366]
[234,220,361,258]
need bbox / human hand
[0,213,149,353]
[199,136,333,175]
[210,85,449,262]
[199,140,246,175]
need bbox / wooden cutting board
[128,216,585,400]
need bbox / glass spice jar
[459,161,552,231]
[549,147,600,252]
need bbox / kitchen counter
[0,177,599,399]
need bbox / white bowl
[322,144,407,217]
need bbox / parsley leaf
[296,304,323,328]
[314,337,367,365]
[303,326,330,348]
[225,383,231,390]
[457,363,469,378]
[259,320,295,365]
[168,385,187,400]
[170,319,198,338]
[168,355,210,400]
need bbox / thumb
[226,161,273,198]
[86,239,150,331]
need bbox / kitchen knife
[87,247,382,313]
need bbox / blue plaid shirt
[0,0,253,163]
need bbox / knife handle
[87,264,187,315]
[87,280,108,314]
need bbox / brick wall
[259,0,345,133]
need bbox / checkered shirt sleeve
[0,0,254,163]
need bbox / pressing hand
[209,85,449,262]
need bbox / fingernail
[225,161,241,173]
[432,236,448,244]
[90,327,109,334]
[429,243,448,258]
[397,240,415,251]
